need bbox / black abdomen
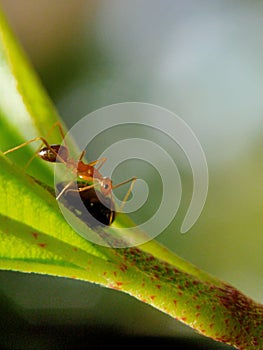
[56,181,115,227]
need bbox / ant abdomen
[57,181,115,227]
[38,144,69,163]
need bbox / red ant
[3,122,137,226]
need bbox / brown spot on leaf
[38,243,47,248]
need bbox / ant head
[100,177,112,196]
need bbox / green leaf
[0,8,65,185]
[0,6,262,350]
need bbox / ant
[3,122,137,226]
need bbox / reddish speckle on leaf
[185,281,190,288]
[196,305,201,310]
[116,281,123,287]
[146,256,155,262]
[119,263,128,272]
[32,232,38,239]
[73,247,78,252]
[244,326,250,333]
[181,317,187,322]
[155,284,161,290]
[38,243,47,248]
[173,300,177,305]
[195,313,200,318]
[103,271,107,276]
[209,323,214,329]
[165,266,170,274]
[150,295,156,300]
[252,339,259,346]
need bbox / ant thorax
[77,164,101,182]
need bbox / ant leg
[25,121,66,169]
[56,180,74,200]
[59,182,97,199]
[78,150,86,162]
[3,122,65,158]
[55,179,87,200]
[3,136,67,165]
[4,137,50,155]
[112,177,137,212]
[47,121,66,140]
[76,150,106,168]
[76,148,107,171]
[77,183,98,193]
[88,157,107,170]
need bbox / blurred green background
[0,1,262,349]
